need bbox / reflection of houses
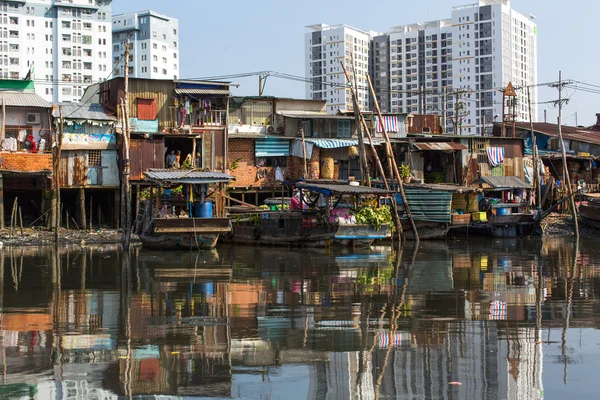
[0,79,53,228]
[54,103,119,228]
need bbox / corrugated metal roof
[296,183,390,196]
[473,176,532,189]
[306,138,384,149]
[52,103,116,121]
[144,169,234,185]
[229,133,294,140]
[174,88,231,96]
[413,142,468,151]
[498,122,600,146]
[277,111,355,120]
[0,92,51,108]
[402,187,453,223]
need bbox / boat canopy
[144,169,234,186]
[296,182,390,197]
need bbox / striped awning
[305,138,383,149]
[375,115,399,133]
[255,138,290,157]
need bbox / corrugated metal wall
[130,138,165,181]
[59,150,119,187]
[402,187,453,223]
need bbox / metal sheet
[473,176,532,189]
[413,142,468,151]
[174,88,231,96]
[101,151,120,187]
[296,183,390,196]
[402,187,453,223]
[0,92,51,108]
[130,138,165,181]
[255,138,290,157]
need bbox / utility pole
[121,40,132,251]
[528,87,541,206]
[557,70,579,239]
[340,58,370,186]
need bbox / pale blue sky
[113,0,597,126]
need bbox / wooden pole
[78,188,86,231]
[89,196,93,231]
[1,101,5,140]
[557,71,579,239]
[340,59,370,186]
[192,138,197,168]
[18,206,23,237]
[0,173,4,230]
[122,39,133,250]
[528,87,541,206]
[300,128,308,178]
[54,106,64,243]
[366,74,419,242]
[10,197,17,238]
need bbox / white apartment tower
[0,0,113,102]
[112,10,179,80]
[311,0,537,135]
[305,24,377,114]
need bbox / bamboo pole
[366,74,419,242]
[340,59,370,186]
[121,39,132,250]
[54,107,64,242]
[10,197,17,238]
[18,207,23,237]
[300,128,308,178]
[359,116,402,240]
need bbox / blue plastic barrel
[199,201,213,218]
[193,201,203,217]
[198,282,214,296]
[497,207,510,216]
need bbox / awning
[306,138,383,149]
[277,111,354,120]
[473,176,532,190]
[413,142,468,151]
[144,169,234,186]
[174,88,231,96]
[255,138,290,157]
[296,183,390,196]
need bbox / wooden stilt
[78,188,86,230]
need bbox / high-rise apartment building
[0,0,113,102]
[112,10,179,80]
[309,0,538,135]
[305,24,378,114]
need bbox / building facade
[112,10,179,80]
[0,0,112,103]
[305,24,377,114]
[309,0,538,135]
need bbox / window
[137,98,157,120]
[337,120,351,138]
[88,150,102,167]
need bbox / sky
[113,0,599,126]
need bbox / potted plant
[399,164,412,183]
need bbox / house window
[337,120,351,138]
[137,98,157,120]
[88,150,102,167]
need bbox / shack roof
[52,103,116,122]
[296,182,390,196]
[473,176,532,190]
[0,91,51,108]
[277,111,355,120]
[306,138,384,148]
[144,169,234,186]
[495,121,600,146]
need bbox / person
[174,150,181,169]
[290,190,301,210]
[166,149,176,168]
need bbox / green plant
[171,186,183,196]
[353,205,392,231]
[399,164,411,179]
[181,157,192,169]
[230,158,242,172]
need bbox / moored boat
[137,169,234,250]
[579,193,600,229]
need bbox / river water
[0,238,598,399]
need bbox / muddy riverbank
[0,228,140,246]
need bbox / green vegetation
[399,164,411,179]
[353,205,392,231]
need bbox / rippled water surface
[0,238,599,399]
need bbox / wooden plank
[154,218,230,229]
[154,226,231,234]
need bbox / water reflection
[0,238,598,399]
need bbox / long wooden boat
[138,169,234,251]
[579,194,600,229]
[222,210,338,247]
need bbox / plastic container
[199,201,213,218]
[198,282,214,296]
[193,201,203,217]
[496,207,511,216]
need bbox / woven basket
[321,156,335,180]
[348,146,359,157]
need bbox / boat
[296,182,393,247]
[578,193,600,229]
[448,176,539,238]
[137,169,234,250]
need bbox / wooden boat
[222,210,338,247]
[579,193,600,229]
[297,182,394,247]
[137,169,233,250]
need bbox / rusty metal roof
[413,142,468,151]
[499,122,600,146]
[174,88,231,96]
[52,103,116,121]
[144,169,234,185]
[473,176,532,190]
[0,92,51,108]
[296,182,390,196]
